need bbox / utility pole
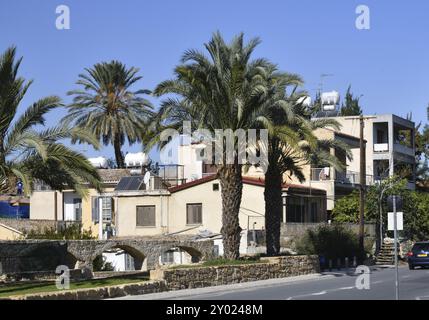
[345,115,376,261]
[359,115,365,258]
[393,195,399,300]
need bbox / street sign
[388,212,403,231]
[387,196,403,212]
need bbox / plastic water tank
[88,157,108,169]
[124,152,149,167]
[321,91,340,106]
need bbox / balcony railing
[311,168,331,181]
[336,171,373,185]
[311,168,373,185]
[374,143,389,152]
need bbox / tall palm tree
[259,66,351,255]
[0,46,102,196]
[151,32,275,259]
[64,61,154,168]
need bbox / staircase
[375,242,396,265]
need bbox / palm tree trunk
[264,161,283,256]
[113,134,125,168]
[218,163,243,260]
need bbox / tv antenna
[318,73,334,93]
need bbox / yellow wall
[80,187,116,238]
[30,191,62,220]
[116,195,166,237]
[114,179,266,237]
[30,188,117,239]
[0,224,23,240]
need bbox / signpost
[387,195,403,300]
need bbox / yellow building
[30,170,326,240]
[30,169,132,238]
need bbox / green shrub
[93,255,115,271]
[26,224,95,240]
[295,224,361,260]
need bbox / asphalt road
[115,265,429,300]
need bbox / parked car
[407,242,429,270]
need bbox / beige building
[30,170,326,241]
[111,175,326,238]
[175,127,365,215]
[30,169,132,238]
[332,114,416,189]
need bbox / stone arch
[92,242,147,271]
[17,241,69,272]
[157,243,204,266]
[176,245,203,263]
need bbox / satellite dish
[143,171,151,186]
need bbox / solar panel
[115,176,145,191]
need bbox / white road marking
[311,291,327,296]
[286,286,356,300]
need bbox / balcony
[311,168,373,185]
[374,143,389,153]
[336,171,373,186]
[158,165,186,187]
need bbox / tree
[151,32,275,259]
[402,191,429,241]
[64,61,154,168]
[0,46,102,196]
[332,176,407,236]
[259,66,351,255]
[339,85,362,116]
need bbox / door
[73,198,82,221]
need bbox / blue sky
[1,0,428,161]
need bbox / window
[136,206,156,227]
[212,183,219,191]
[310,202,318,222]
[91,197,99,223]
[101,197,112,223]
[161,250,175,264]
[286,197,305,223]
[187,203,202,225]
[73,198,82,221]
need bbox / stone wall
[4,281,167,300]
[280,223,376,247]
[151,255,320,290]
[0,218,80,235]
[0,238,215,275]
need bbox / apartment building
[333,114,416,189]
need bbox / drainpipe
[114,196,119,237]
[54,191,58,221]
[98,197,103,240]
[160,195,163,229]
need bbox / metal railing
[311,168,373,185]
[336,170,373,185]
[311,168,331,181]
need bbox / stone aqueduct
[0,238,215,275]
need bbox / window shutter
[136,206,155,227]
[187,204,202,224]
[92,197,99,223]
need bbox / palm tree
[0,46,102,196]
[260,66,351,255]
[151,32,275,259]
[64,61,154,168]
